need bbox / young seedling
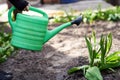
[68,31,120,80]
[0,31,16,63]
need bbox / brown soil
[0,21,120,80]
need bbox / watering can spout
[44,16,82,43]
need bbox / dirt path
[0,21,120,80]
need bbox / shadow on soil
[0,43,88,80]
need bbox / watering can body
[8,6,82,51]
[8,6,49,50]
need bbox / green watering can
[8,6,82,51]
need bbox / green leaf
[0,55,7,63]
[100,35,106,64]
[104,36,108,55]
[106,51,120,62]
[68,65,89,74]
[100,33,113,65]
[0,47,5,56]
[91,50,98,65]
[106,33,112,55]
[92,30,96,44]
[85,36,93,66]
[100,35,105,54]
[100,62,120,70]
[85,66,103,80]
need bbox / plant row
[51,6,120,23]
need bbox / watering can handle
[29,6,48,18]
[8,6,48,28]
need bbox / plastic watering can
[8,6,82,51]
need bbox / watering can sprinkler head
[71,16,83,26]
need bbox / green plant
[68,31,120,80]
[51,5,120,24]
[0,32,16,63]
[82,6,120,23]
[50,8,79,23]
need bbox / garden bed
[0,21,120,80]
